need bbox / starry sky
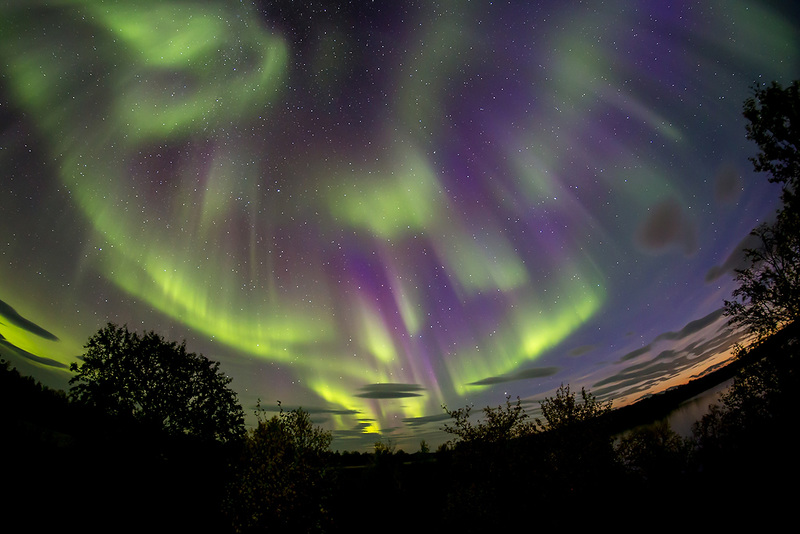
[1,0,798,451]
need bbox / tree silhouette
[439,386,618,531]
[533,384,619,516]
[725,219,799,339]
[537,383,612,430]
[224,402,334,533]
[742,80,799,205]
[69,323,245,443]
[725,80,800,340]
[689,321,799,520]
[441,395,536,446]
[616,420,689,484]
[439,396,536,531]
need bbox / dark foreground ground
[3,322,798,532]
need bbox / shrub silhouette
[224,402,334,533]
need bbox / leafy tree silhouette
[536,383,612,430]
[742,80,799,205]
[689,321,799,525]
[616,420,690,485]
[224,402,334,533]
[439,397,535,531]
[532,384,619,512]
[441,395,537,446]
[439,386,618,531]
[69,323,245,443]
[725,80,800,341]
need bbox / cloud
[330,425,383,449]
[468,366,560,386]
[568,344,595,357]
[635,197,697,256]
[654,308,725,342]
[705,232,764,282]
[402,413,452,427]
[245,402,362,419]
[620,345,652,362]
[713,164,743,204]
[355,383,425,398]
[0,298,59,341]
[594,320,747,401]
[0,333,67,369]
[352,421,376,431]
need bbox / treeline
[431,321,800,531]
[329,322,797,531]
[2,321,797,532]
[1,357,238,533]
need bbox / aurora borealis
[1,0,798,450]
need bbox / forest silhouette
[2,80,799,532]
[2,324,798,531]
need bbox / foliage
[725,213,800,340]
[0,356,76,450]
[725,80,800,340]
[693,323,798,450]
[742,80,799,203]
[676,81,800,517]
[616,420,690,482]
[690,323,799,512]
[441,385,612,446]
[373,438,396,455]
[439,386,619,530]
[1,357,69,417]
[439,396,536,530]
[224,402,334,533]
[441,395,537,446]
[537,383,612,431]
[535,384,617,492]
[68,323,245,443]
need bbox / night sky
[1,0,798,451]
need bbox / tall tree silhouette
[725,80,800,340]
[69,323,245,443]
